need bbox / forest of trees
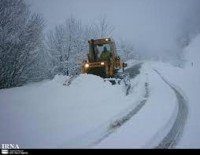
[0,0,134,89]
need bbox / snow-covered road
[94,63,188,148]
[154,69,188,148]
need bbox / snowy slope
[151,34,200,148]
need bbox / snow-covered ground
[1,34,200,148]
[151,34,200,148]
[0,71,147,148]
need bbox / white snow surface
[95,65,177,148]
[0,72,146,148]
[1,34,200,148]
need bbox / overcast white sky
[27,0,200,59]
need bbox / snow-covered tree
[46,17,87,76]
[26,42,53,83]
[91,16,114,39]
[116,39,135,61]
[0,0,45,88]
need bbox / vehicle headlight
[101,62,105,65]
[84,64,89,68]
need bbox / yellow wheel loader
[81,38,127,78]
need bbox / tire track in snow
[154,69,188,149]
[110,82,149,130]
[93,81,149,146]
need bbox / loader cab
[88,38,116,62]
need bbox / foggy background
[27,0,200,60]
[1,0,199,88]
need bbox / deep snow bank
[0,73,141,148]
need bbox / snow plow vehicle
[64,38,130,93]
[81,38,127,78]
